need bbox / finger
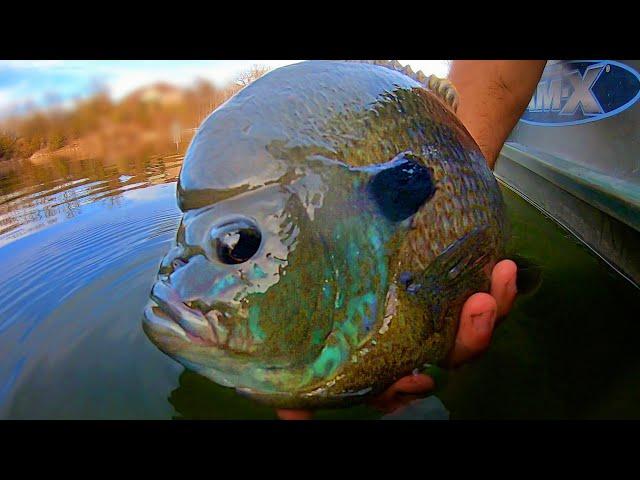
[276,409,314,420]
[446,292,497,367]
[369,373,435,413]
[490,259,518,319]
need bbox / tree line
[0,64,271,162]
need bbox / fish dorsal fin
[342,60,459,113]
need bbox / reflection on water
[0,152,638,419]
[0,153,185,419]
[0,153,183,247]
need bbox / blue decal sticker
[521,60,640,127]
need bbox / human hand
[277,259,518,420]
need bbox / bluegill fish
[143,60,506,408]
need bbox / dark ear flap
[367,153,435,222]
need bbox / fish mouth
[144,280,244,352]
[143,281,295,392]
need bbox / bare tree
[235,64,271,88]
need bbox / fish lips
[143,280,222,348]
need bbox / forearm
[448,60,546,169]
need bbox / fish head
[143,176,333,384]
[143,155,437,397]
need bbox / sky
[0,60,450,117]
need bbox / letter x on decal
[560,64,605,116]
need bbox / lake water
[1,152,638,419]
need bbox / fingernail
[471,310,495,335]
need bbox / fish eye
[211,219,262,265]
[368,153,435,222]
